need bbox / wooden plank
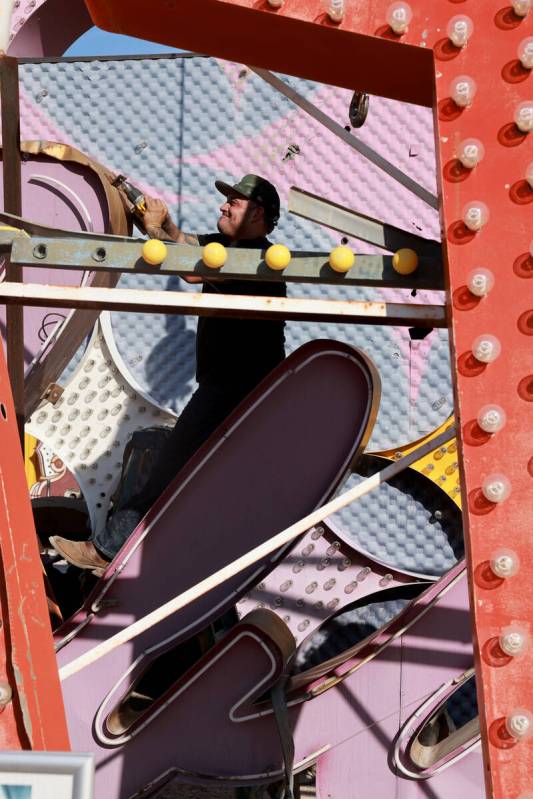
[288,187,442,258]
[0,281,447,327]
[0,55,24,447]
[251,68,438,210]
[8,234,444,290]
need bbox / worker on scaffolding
[50,174,286,573]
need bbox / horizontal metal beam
[0,282,446,328]
[288,187,442,258]
[7,234,444,290]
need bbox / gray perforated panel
[330,456,464,576]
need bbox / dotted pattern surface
[237,521,421,645]
[17,56,452,450]
[27,321,175,533]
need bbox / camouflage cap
[215,174,280,226]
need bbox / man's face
[217,191,262,240]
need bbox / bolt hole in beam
[32,243,48,259]
[0,402,7,420]
[92,247,107,262]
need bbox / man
[50,175,286,573]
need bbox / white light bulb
[499,625,529,657]
[457,138,485,169]
[472,334,501,363]
[462,201,489,231]
[450,75,477,108]
[518,37,533,69]
[267,0,284,6]
[512,0,532,16]
[467,267,494,297]
[490,548,520,579]
[482,473,511,504]
[515,101,533,133]
[527,162,533,189]
[327,0,345,22]
[477,404,506,433]
[386,2,412,34]
[506,709,533,741]
[447,15,473,48]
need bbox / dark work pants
[93,383,251,559]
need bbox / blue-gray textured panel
[293,597,410,673]
[19,55,451,450]
[330,456,464,576]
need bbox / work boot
[49,537,110,576]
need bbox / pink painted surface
[60,558,481,796]
[0,152,110,367]
[56,340,378,797]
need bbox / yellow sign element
[24,433,39,489]
[373,418,461,508]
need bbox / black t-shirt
[195,233,286,391]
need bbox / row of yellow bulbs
[142,239,419,275]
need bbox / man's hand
[144,196,170,235]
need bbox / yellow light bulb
[329,246,355,273]
[202,241,227,269]
[142,239,168,266]
[265,244,291,271]
[392,248,418,275]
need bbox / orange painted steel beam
[0,343,70,750]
